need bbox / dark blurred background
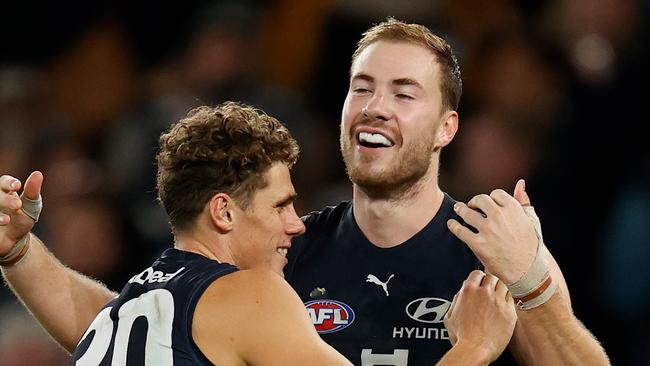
[1,0,648,364]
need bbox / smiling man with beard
[284,18,610,366]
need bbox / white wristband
[507,205,557,310]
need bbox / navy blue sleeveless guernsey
[72,248,237,365]
[285,194,516,365]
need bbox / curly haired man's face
[230,163,305,275]
[340,41,447,194]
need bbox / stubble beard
[340,132,436,201]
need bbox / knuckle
[490,189,505,197]
[470,269,484,277]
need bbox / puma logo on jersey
[366,274,394,296]
[129,267,185,285]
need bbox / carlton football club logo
[305,299,355,334]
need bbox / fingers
[22,171,43,201]
[505,291,514,306]
[452,202,484,227]
[465,270,486,286]
[0,175,21,193]
[482,272,499,290]
[0,190,22,211]
[513,179,531,207]
[447,218,478,246]
[495,279,510,300]
[0,177,22,225]
[489,189,516,207]
[445,293,459,320]
[467,194,500,216]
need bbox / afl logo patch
[406,297,452,324]
[305,299,355,334]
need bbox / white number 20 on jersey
[74,289,175,365]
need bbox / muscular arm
[508,248,609,365]
[447,181,610,365]
[1,173,116,352]
[193,268,353,365]
[2,234,117,352]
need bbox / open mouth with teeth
[357,132,394,148]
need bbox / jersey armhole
[185,265,239,364]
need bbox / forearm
[1,233,117,352]
[435,342,491,366]
[511,291,610,366]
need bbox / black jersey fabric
[285,194,517,365]
[71,248,238,365]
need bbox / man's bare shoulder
[199,268,300,311]
[192,268,317,365]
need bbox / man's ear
[209,193,234,233]
[434,110,459,151]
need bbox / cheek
[342,92,365,117]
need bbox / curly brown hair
[352,17,463,111]
[156,102,299,231]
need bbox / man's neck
[174,223,232,264]
[352,174,445,248]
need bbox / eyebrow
[351,73,424,90]
[275,193,298,207]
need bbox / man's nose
[286,212,306,236]
[363,93,393,121]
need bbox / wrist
[451,340,494,366]
[0,233,31,267]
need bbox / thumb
[513,179,531,207]
[22,171,43,201]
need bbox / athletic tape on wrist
[515,277,557,310]
[20,195,42,222]
[507,240,548,298]
[523,206,544,244]
[508,206,548,298]
[0,234,30,267]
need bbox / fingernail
[11,180,19,189]
[453,203,460,211]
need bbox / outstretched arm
[447,179,610,365]
[0,172,117,352]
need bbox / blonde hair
[352,17,462,111]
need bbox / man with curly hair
[0,101,517,365]
[0,102,348,364]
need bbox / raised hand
[0,171,43,256]
[446,179,539,285]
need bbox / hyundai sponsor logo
[405,297,451,324]
[305,299,355,334]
